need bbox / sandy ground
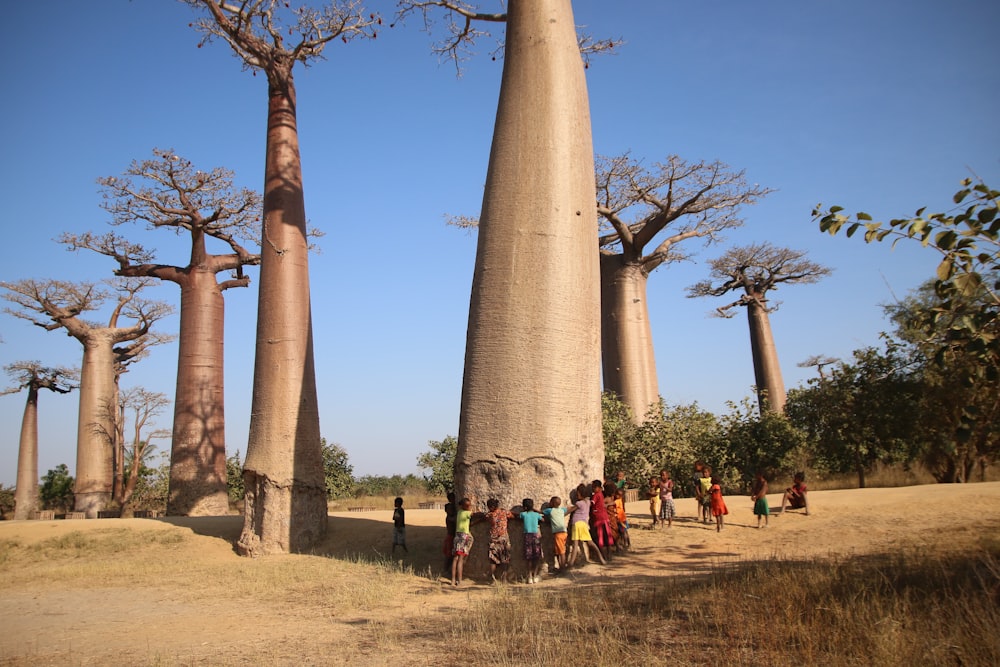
[1,482,998,666]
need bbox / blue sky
[1,1,998,486]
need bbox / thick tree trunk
[237,74,326,556]
[13,386,40,520]
[746,297,786,414]
[456,0,603,512]
[74,336,116,517]
[600,255,659,422]
[167,270,229,516]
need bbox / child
[648,476,662,528]
[613,487,631,551]
[603,482,621,552]
[697,466,714,524]
[519,498,543,583]
[484,498,515,583]
[780,472,810,515]
[543,496,569,572]
[566,485,606,567]
[590,480,614,562]
[750,471,770,528]
[658,469,675,528]
[709,475,728,532]
[442,491,457,575]
[392,496,408,555]
[451,497,474,586]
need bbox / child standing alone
[750,471,770,528]
[392,496,408,555]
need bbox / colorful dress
[520,509,543,561]
[590,488,614,548]
[659,478,675,520]
[570,498,593,542]
[486,507,514,565]
[709,483,729,517]
[452,509,474,556]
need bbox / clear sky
[1,1,998,486]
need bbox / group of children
[421,467,811,585]
[439,476,634,586]
[648,464,810,532]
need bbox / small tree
[815,178,999,453]
[416,435,457,494]
[226,450,245,505]
[40,465,75,513]
[321,439,354,500]
[687,243,832,414]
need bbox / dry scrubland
[1,483,999,666]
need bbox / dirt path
[2,482,998,666]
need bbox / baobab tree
[60,149,262,517]
[0,278,172,516]
[686,242,831,414]
[597,154,771,421]
[185,0,380,555]
[1,362,78,520]
[400,0,606,509]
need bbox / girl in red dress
[709,475,729,532]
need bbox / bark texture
[74,336,117,517]
[746,296,786,413]
[456,0,603,511]
[237,74,326,556]
[167,269,229,515]
[600,255,659,421]
[13,387,39,520]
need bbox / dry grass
[428,541,1000,666]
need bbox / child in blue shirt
[520,498,543,583]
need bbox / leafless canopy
[185,0,381,84]
[597,154,773,272]
[686,242,832,317]
[395,1,618,73]
[1,361,79,397]
[1,277,174,337]
[59,148,263,289]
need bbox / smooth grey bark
[600,255,659,422]
[456,0,603,511]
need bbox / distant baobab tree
[1,278,172,516]
[185,0,380,555]
[687,242,831,414]
[597,153,771,421]
[1,362,78,520]
[61,148,262,517]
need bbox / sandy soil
[1,482,998,666]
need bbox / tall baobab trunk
[237,70,326,556]
[75,336,117,516]
[746,296,786,413]
[168,269,229,516]
[600,255,659,421]
[456,0,603,511]
[13,385,40,520]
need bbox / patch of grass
[420,541,1000,666]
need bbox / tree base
[236,471,327,556]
